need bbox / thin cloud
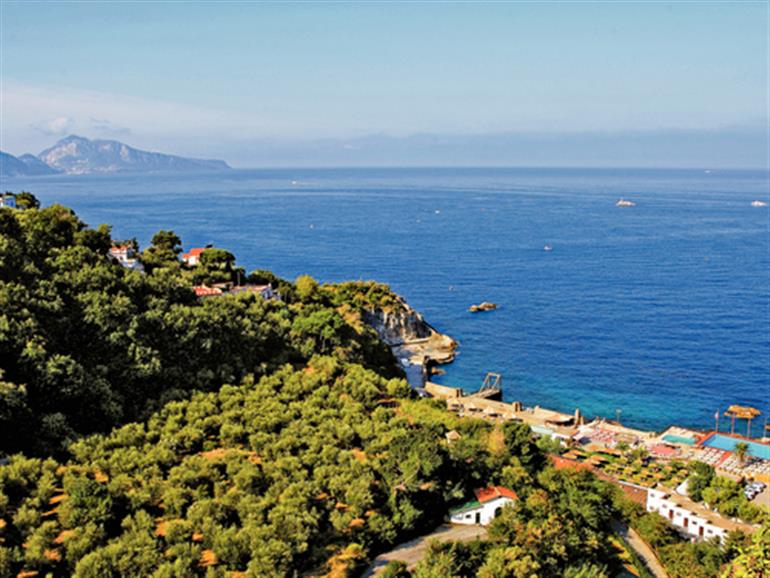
[1,79,297,156]
[30,116,75,136]
[89,118,132,137]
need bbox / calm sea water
[4,167,769,434]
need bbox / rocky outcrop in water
[469,301,497,313]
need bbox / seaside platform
[426,381,770,483]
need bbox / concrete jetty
[425,381,584,439]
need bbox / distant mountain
[37,135,230,175]
[0,151,60,177]
[19,153,61,175]
[0,152,29,177]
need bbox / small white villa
[449,485,518,526]
[0,193,16,209]
[108,244,144,272]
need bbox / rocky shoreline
[362,296,457,387]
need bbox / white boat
[543,245,553,252]
[751,200,768,207]
[616,199,636,207]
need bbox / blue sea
[4,167,769,434]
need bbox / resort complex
[426,377,768,536]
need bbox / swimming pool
[662,434,696,446]
[531,425,556,438]
[701,435,770,460]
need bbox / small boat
[543,245,553,252]
[751,200,768,207]
[616,199,636,207]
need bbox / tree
[150,230,182,254]
[688,461,715,502]
[141,230,183,271]
[733,442,750,466]
[15,191,40,209]
[295,274,320,302]
[196,247,239,284]
[722,518,770,577]
[499,421,544,474]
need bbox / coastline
[363,295,458,388]
[392,331,458,388]
[389,302,770,482]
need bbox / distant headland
[0,134,230,176]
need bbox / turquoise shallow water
[3,167,769,434]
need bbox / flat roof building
[647,486,755,544]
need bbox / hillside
[0,196,760,578]
[0,201,397,456]
[0,151,60,177]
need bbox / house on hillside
[192,284,277,300]
[109,243,144,272]
[449,486,518,526]
[0,193,16,209]
[647,486,755,544]
[229,284,276,300]
[193,285,224,298]
[182,247,208,266]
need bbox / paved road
[364,524,488,576]
[751,484,769,508]
[611,519,669,578]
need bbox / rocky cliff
[363,297,457,387]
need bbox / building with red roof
[193,286,223,298]
[449,485,518,526]
[109,243,143,272]
[182,247,207,266]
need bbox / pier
[467,372,503,401]
[424,378,589,440]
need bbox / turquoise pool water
[662,434,696,446]
[531,425,556,438]
[702,435,770,460]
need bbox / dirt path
[612,519,669,578]
[363,524,487,576]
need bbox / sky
[1,1,768,167]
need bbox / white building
[449,486,518,526]
[0,194,16,209]
[229,284,276,300]
[108,244,144,272]
[646,486,753,544]
[182,247,207,266]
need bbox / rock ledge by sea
[362,297,457,387]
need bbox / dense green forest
[0,199,396,456]
[0,198,764,577]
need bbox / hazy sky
[1,1,768,167]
